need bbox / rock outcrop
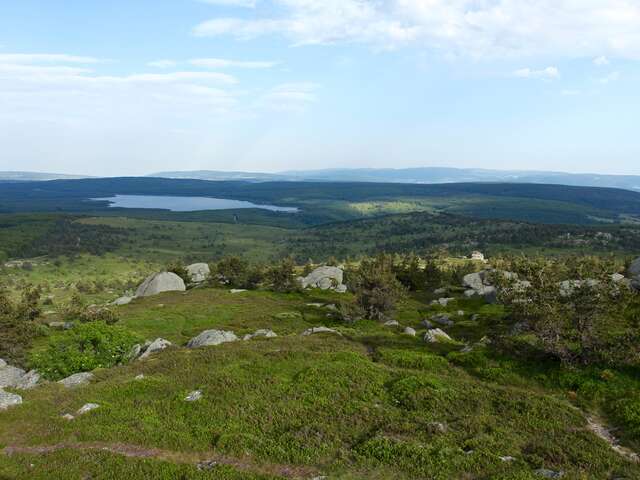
[0,390,22,410]
[187,330,238,348]
[111,296,133,306]
[243,329,277,341]
[138,338,172,360]
[0,360,40,390]
[424,328,453,343]
[301,326,342,336]
[135,272,186,298]
[462,271,498,303]
[186,263,210,283]
[299,266,347,292]
[58,372,94,388]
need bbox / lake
[91,195,299,213]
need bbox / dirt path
[586,416,639,463]
[3,442,318,478]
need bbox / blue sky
[0,0,639,176]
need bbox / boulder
[384,320,400,327]
[559,278,600,296]
[126,344,142,361]
[135,272,186,298]
[0,390,22,410]
[58,372,94,388]
[334,284,348,294]
[301,326,342,336]
[230,289,248,294]
[424,328,453,343]
[185,390,203,402]
[403,327,416,336]
[0,365,26,389]
[629,257,640,277]
[300,266,345,291]
[421,319,434,329]
[186,263,210,283]
[111,296,133,306]
[16,370,40,390]
[138,338,172,360]
[431,314,453,327]
[535,469,564,479]
[77,403,100,415]
[243,329,277,341]
[187,330,238,348]
[463,272,485,291]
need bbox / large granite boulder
[424,328,453,343]
[299,266,346,292]
[187,330,238,348]
[135,272,186,297]
[186,263,211,283]
[0,390,22,410]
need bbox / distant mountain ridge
[150,167,640,191]
[0,171,91,181]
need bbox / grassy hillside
[2,286,640,479]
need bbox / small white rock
[77,403,100,415]
[185,390,203,402]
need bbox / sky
[0,0,639,176]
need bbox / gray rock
[629,257,640,277]
[0,365,26,389]
[426,422,447,434]
[424,328,453,343]
[463,272,485,291]
[16,370,40,390]
[0,359,5,368]
[500,456,516,462]
[135,272,186,298]
[0,390,22,410]
[559,279,600,296]
[61,413,75,421]
[187,330,238,348]
[301,326,342,336]
[77,403,100,415]
[126,344,142,361]
[437,297,454,306]
[58,372,94,388]
[186,263,210,283]
[403,327,416,336]
[535,469,564,479]
[230,289,248,294]
[243,329,278,341]
[457,310,465,316]
[431,314,453,327]
[138,338,172,360]
[185,390,203,402]
[464,289,477,298]
[334,284,348,293]
[433,287,448,295]
[300,266,344,291]
[421,319,434,329]
[384,320,400,327]
[135,374,145,380]
[111,295,133,306]
[47,322,67,329]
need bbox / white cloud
[198,0,257,7]
[513,66,559,80]
[147,59,177,69]
[190,58,278,69]
[193,0,640,59]
[260,82,320,111]
[593,56,610,66]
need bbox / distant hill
[0,171,92,181]
[151,167,640,191]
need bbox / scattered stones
[384,320,400,327]
[186,263,210,283]
[243,329,278,341]
[535,469,564,479]
[135,272,186,298]
[230,289,248,294]
[77,403,100,415]
[187,330,238,348]
[301,326,342,336]
[403,327,416,336]
[0,390,22,410]
[58,372,94,388]
[299,266,346,292]
[424,328,453,343]
[138,338,172,360]
[185,390,203,402]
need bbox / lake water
[91,195,299,213]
